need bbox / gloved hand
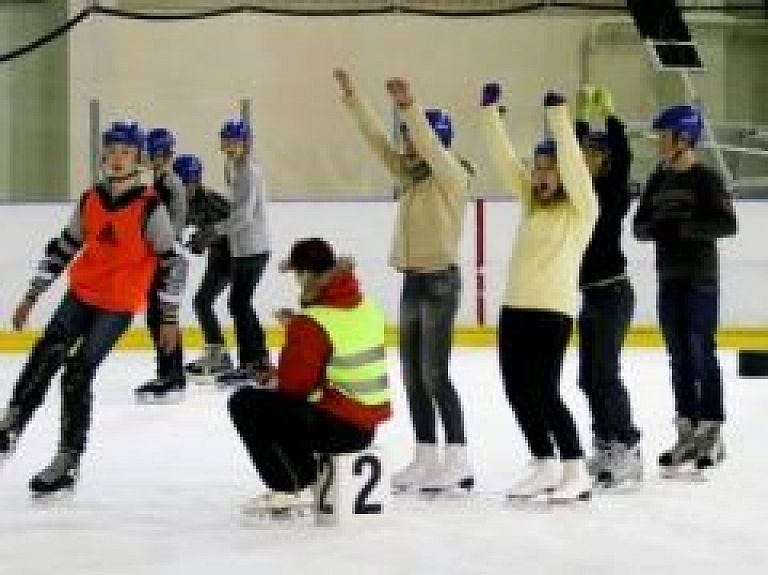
[481,82,502,107]
[185,226,218,255]
[593,87,615,118]
[543,90,566,107]
[575,85,597,121]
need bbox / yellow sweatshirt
[344,91,470,271]
[481,103,598,317]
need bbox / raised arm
[545,92,598,221]
[334,68,405,181]
[386,77,467,186]
[479,82,532,202]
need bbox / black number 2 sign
[353,453,382,514]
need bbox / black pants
[228,253,270,367]
[147,272,184,380]
[578,278,640,444]
[9,292,132,458]
[193,240,232,346]
[498,307,583,460]
[228,387,374,492]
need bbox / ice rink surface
[1,349,767,575]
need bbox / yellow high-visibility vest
[302,298,390,407]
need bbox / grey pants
[399,266,467,445]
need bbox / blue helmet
[534,138,557,159]
[173,154,203,184]
[146,127,176,157]
[220,118,250,142]
[425,108,453,147]
[102,121,144,151]
[652,104,703,145]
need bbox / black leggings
[228,388,374,492]
[498,307,583,460]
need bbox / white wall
[0,199,762,331]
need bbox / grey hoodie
[214,156,270,257]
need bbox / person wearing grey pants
[335,69,474,493]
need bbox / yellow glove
[575,85,598,121]
[593,87,615,118]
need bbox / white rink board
[0,199,764,331]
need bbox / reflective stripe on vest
[301,298,389,407]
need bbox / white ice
[1,349,767,575]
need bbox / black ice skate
[215,359,274,389]
[0,407,20,465]
[134,375,186,404]
[29,452,79,498]
[0,427,18,464]
[693,421,726,471]
[659,418,698,471]
[185,344,233,383]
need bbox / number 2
[353,453,382,514]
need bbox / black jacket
[575,116,632,287]
[633,162,738,282]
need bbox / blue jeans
[9,292,132,457]
[658,279,725,422]
[578,278,640,444]
[399,266,467,444]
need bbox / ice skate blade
[419,476,475,496]
[134,390,185,405]
[506,486,555,501]
[241,504,312,520]
[548,490,592,504]
[29,485,76,502]
[660,462,709,482]
[188,373,217,386]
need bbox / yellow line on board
[0,326,766,352]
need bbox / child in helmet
[633,103,737,475]
[573,86,642,488]
[334,69,474,494]
[210,119,272,385]
[0,121,187,496]
[134,127,189,403]
[480,84,598,503]
[172,154,236,381]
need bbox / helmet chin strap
[107,169,139,184]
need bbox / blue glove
[543,91,566,107]
[481,82,502,107]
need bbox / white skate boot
[241,488,314,519]
[420,443,475,494]
[596,440,644,488]
[548,459,592,503]
[507,458,560,500]
[391,442,439,493]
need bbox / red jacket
[277,268,392,430]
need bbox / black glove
[188,192,231,228]
[185,226,218,255]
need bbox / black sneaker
[135,376,187,404]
